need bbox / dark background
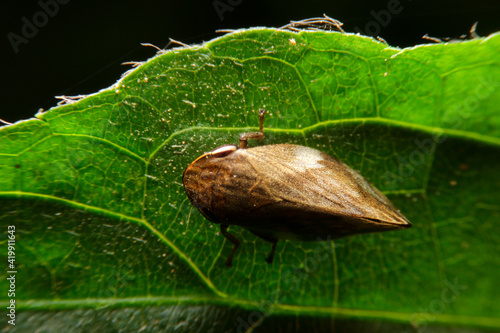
[1,0,499,123]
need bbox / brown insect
[182,109,411,266]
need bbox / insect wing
[242,144,410,232]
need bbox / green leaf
[1,28,499,332]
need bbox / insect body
[182,109,411,266]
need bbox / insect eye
[209,145,238,158]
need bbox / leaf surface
[1,29,499,332]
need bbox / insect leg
[266,238,278,264]
[249,229,278,264]
[239,108,267,149]
[220,224,240,267]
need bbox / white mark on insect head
[210,145,237,157]
[291,145,324,173]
